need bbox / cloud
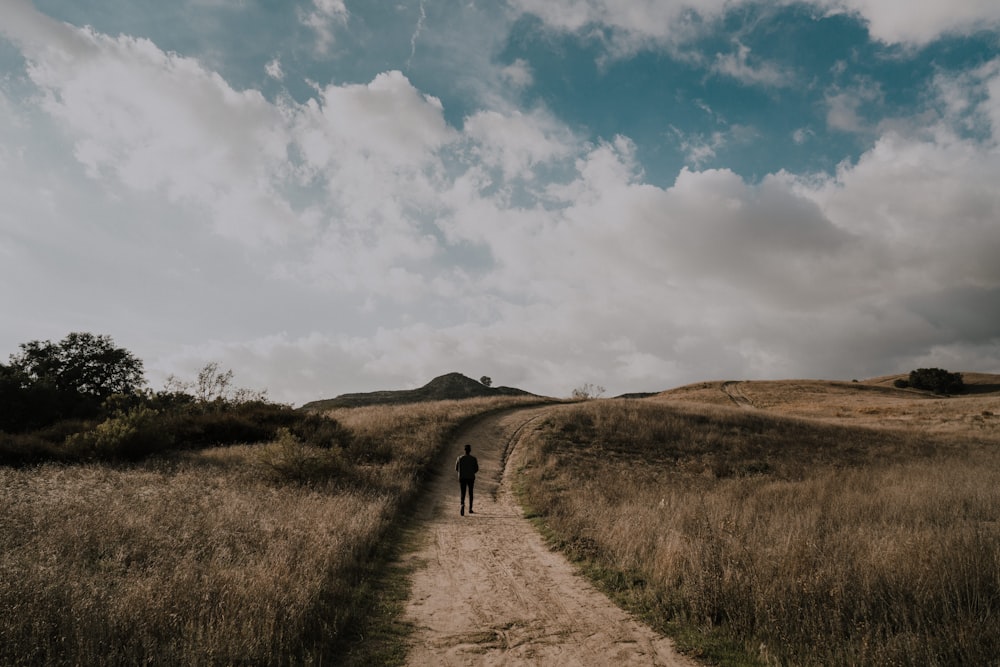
[265,57,284,80]
[931,59,1000,139]
[824,79,883,133]
[4,10,294,245]
[3,4,459,288]
[2,3,999,405]
[463,108,575,180]
[806,130,1000,291]
[407,0,427,69]
[676,130,725,167]
[297,71,452,169]
[507,0,726,56]
[792,127,814,144]
[511,0,1000,52]
[500,58,534,89]
[282,71,459,295]
[300,0,349,54]
[671,124,759,168]
[711,41,794,88]
[818,0,1000,45]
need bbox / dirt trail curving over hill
[401,406,698,666]
[721,381,754,408]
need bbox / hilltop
[300,372,540,411]
[652,371,1000,435]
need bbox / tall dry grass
[0,396,540,666]
[517,399,1000,666]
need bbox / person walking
[456,444,479,516]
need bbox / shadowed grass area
[0,396,544,666]
[516,396,1000,666]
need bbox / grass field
[516,375,1000,666]
[5,371,998,665]
[0,395,541,666]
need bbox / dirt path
[401,406,698,666]
[721,381,754,408]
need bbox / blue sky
[1,0,999,404]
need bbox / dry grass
[662,374,1000,435]
[0,450,382,665]
[517,382,1000,666]
[0,395,541,666]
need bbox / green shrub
[908,368,964,394]
[149,401,309,449]
[163,409,280,447]
[257,427,350,486]
[65,406,174,461]
[288,412,352,449]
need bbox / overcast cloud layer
[1,0,998,404]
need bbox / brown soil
[401,406,698,666]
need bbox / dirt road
[401,406,697,666]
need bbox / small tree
[480,376,492,387]
[163,362,267,406]
[571,383,605,400]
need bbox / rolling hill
[653,372,1000,435]
[300,372,540,411]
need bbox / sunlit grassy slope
[516,373,1000,666]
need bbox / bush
[1,351,351,465]
[65,406,174,461]
[162,406,285,448]
[0,432,65,467]
[0,398,351,466]
[288,412,352,449]
[257,427,350,486]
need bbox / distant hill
[300,372,539,411]
[649,372,1000,433]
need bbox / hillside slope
[654,372,1000,435]
[300,372,539,411]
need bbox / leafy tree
[4,333,144,428]
[9,333,144,399]
[906,368,964,395]
[0,363,60,431]
[480,376,492,387]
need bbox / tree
[480,376,492,387]
[9,332,145,399]
[906,368,964,395]
[571,383,605,400]
[163,362,267,406]
[0,363,61,431]
[4,333,145,426]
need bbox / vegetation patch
[0,331,545,665]
[515,399,1000,666]
[893,368,965,395]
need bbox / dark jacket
[456,454,479,480]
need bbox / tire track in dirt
[401,406,698,666]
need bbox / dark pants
[459,478,475,509]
